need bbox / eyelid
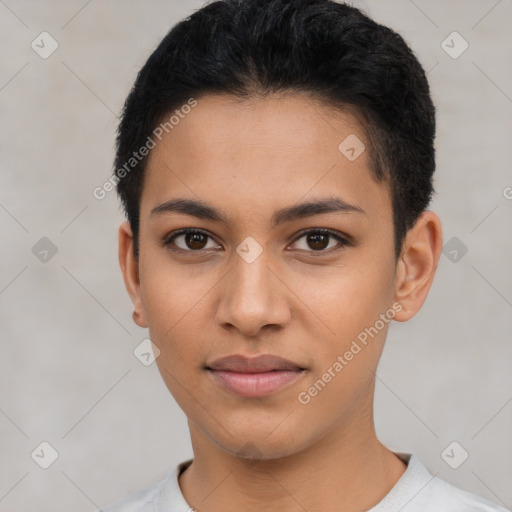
[162,228,220,252]
[162,227,352,253]
[289,228,352,252]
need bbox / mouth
[205,354,306,398]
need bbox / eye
[289,228,350,253]
[163,229,221,252]
[162,228,351,255]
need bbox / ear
[118,221,148,328]
[393,211,443,322]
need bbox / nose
[215,247,291,338]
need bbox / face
[121,93,411,461]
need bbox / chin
[208,421,311,462]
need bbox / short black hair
[115,0,436,259]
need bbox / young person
[102,0,508,510]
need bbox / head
[117,0,442,462]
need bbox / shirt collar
[157,453,433,511]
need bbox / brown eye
[290,229,349,253]
[164,229,220,252]
[306,233,330,250]
[184,232,208,250]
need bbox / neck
[179,394,406,511]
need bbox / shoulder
[419,474,509,511]
[390,454,509,512]
[99,479,163,512]
[97,459,193,512]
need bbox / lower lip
[208,369,305,398]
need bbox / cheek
[138,257,212,368]
[148,293,211,412]
[290,256,395,390]
[295,315,390,427]
[290,257,395,336]
[140,245,206,325]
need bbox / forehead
[140,93,391,226]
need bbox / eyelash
[161,228,351,255]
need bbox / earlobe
[118,222,148,328]
[393,211,443,322]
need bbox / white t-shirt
[100,453,509,511]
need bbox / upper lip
[206,354,305,373]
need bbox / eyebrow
[150,196,365,228]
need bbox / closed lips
[206,354,306,373]
[206,354,307,398]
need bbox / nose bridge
[216,244,289,336]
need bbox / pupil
[308,233,328,250]
[183,233,330,251]
[187,233,206,249]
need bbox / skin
[118,92,443,511]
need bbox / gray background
[1,0,511,510]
